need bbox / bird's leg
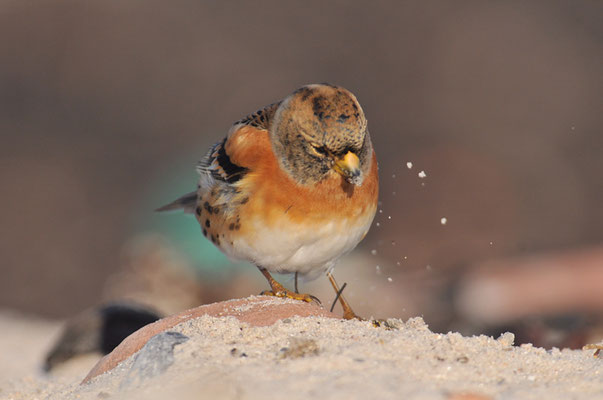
[329,282,347,312]
[257,266,320,304]
[326,272,361,320]
[294,271,299,294]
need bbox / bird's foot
[261,284,321,305]
[260,289,321,305]
[342,308,363,321]
[257,267,321,305]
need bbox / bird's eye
[311,144,329,157]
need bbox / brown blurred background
[1,0,602,346]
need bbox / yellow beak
[334,151,362,185]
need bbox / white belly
[220,212,375,280]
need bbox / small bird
[158,83,378,319]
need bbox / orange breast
[228,126,379,231]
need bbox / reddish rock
[82,296,337,383]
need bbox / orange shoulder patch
[224,125,272,169]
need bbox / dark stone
[119,331,189,389]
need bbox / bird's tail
[155,191,197,213]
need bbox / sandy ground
[1,299,602,400]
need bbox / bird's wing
[196,101,281,186]
[196,138,248,184]
[158,101,281,213]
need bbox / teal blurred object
[135,156,251,280]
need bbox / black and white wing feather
[196,138,248,189]
[157,102,279,213]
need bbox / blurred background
[1,0,602,358]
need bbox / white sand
[3,309,602,400]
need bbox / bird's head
[271,83,372,186]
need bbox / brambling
[158,83,378,319]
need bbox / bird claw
[260,289,321,306]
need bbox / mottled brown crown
[270,84,372,185]
[283,84,367,154]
